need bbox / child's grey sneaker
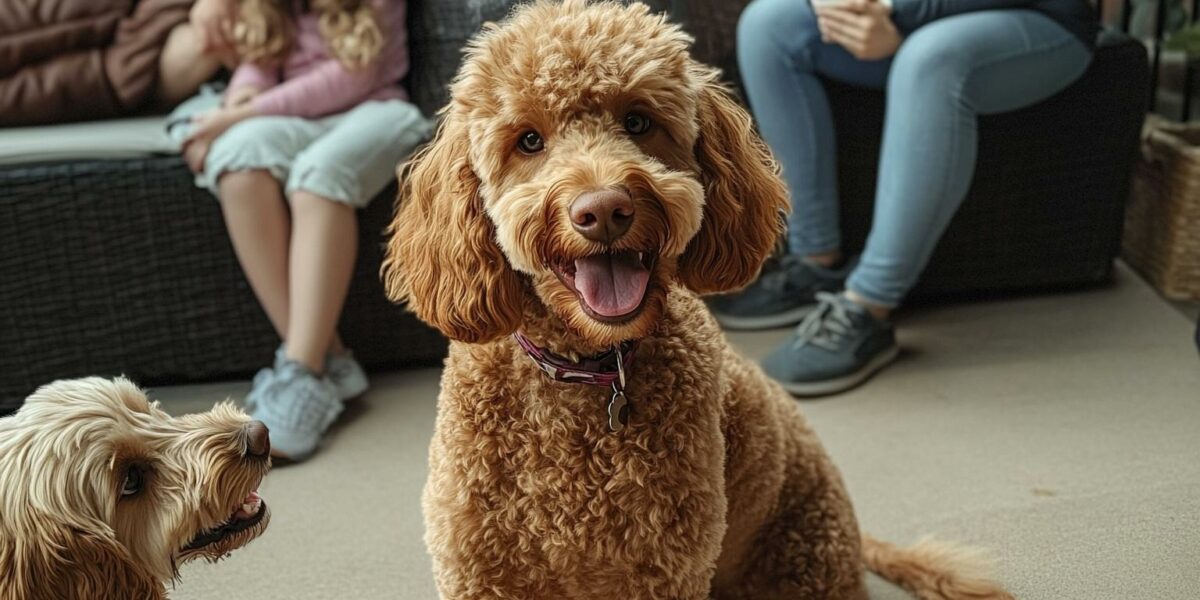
[244,367,275,412]
[248,360,343,461]
[269,343,368,401]
[761,292,899,397]
[708,254,856,331]
[244,343,290,412]
[326,351,369,400]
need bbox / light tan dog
[0,377,271,599]
[384,1,1013,598]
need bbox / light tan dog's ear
[6,527,163,599]
[382,114,525,343]
[678,70,789,295]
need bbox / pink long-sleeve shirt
[227,0,409,119]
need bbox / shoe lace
[792,292,854,352]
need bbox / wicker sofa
[0,1,1146,413]
[0,0,734,412]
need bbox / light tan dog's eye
[623,112,652,136]
[120,465,145,498]
[517,130,545,154]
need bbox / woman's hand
[182,104,256,173]
[816,0,903,61]
[224,86,260,108]
[191,0,237,56]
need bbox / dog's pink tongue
[234,491,262,520]
[574,253,649,317]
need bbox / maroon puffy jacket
[0,0,191,126]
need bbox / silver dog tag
[608,390,629,432]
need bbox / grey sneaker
[244,366,274,413]
[248,360,343,461]
[255,344,369,402]
[326,350,369,400]
[761,292,899,397]
[709,254,856,330]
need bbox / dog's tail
[861,534,1015,600]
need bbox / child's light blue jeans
[737,0,1093,307]
[167,86,431,209]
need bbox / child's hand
[816,0,902,61]
[224,86,260,108]
[182,105,256,173]
[191,0,237,55]
[183,138,211,173]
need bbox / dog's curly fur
[383,1,1014,598]
[0,378,271,600]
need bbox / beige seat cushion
[0,116,177,166]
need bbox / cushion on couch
[0,117,173,165]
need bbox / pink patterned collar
[513,332,639,432]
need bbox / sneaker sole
[780,345,901,397]
[269,449,307,463]
[335,381,369,402]
[713,305,817,331]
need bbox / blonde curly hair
[235,0,383,70]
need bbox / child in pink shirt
[170,0,430,461]
[221,0,411,118]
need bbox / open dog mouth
[182,490,267,552]
[551,250,657,323]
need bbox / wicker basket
[1123,116,1200,301]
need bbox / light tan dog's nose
[244,421,271,458]
[570,189,635,243]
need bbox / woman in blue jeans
[714,0,1097,395]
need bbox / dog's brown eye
[517,130,544,154]
[624,112,652,135]
[121,465,144,498]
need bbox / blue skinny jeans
[737,0,1093,307]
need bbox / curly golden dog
[384,1,1013,598]
[0,377,271,599]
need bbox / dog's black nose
[244,421,271,458]
[570,189,634,243]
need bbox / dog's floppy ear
[382,113,525,343]
[3,526,163,599]
[678,68,789,295]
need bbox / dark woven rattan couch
[0,0,1146,413]
[0,0,740,412]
